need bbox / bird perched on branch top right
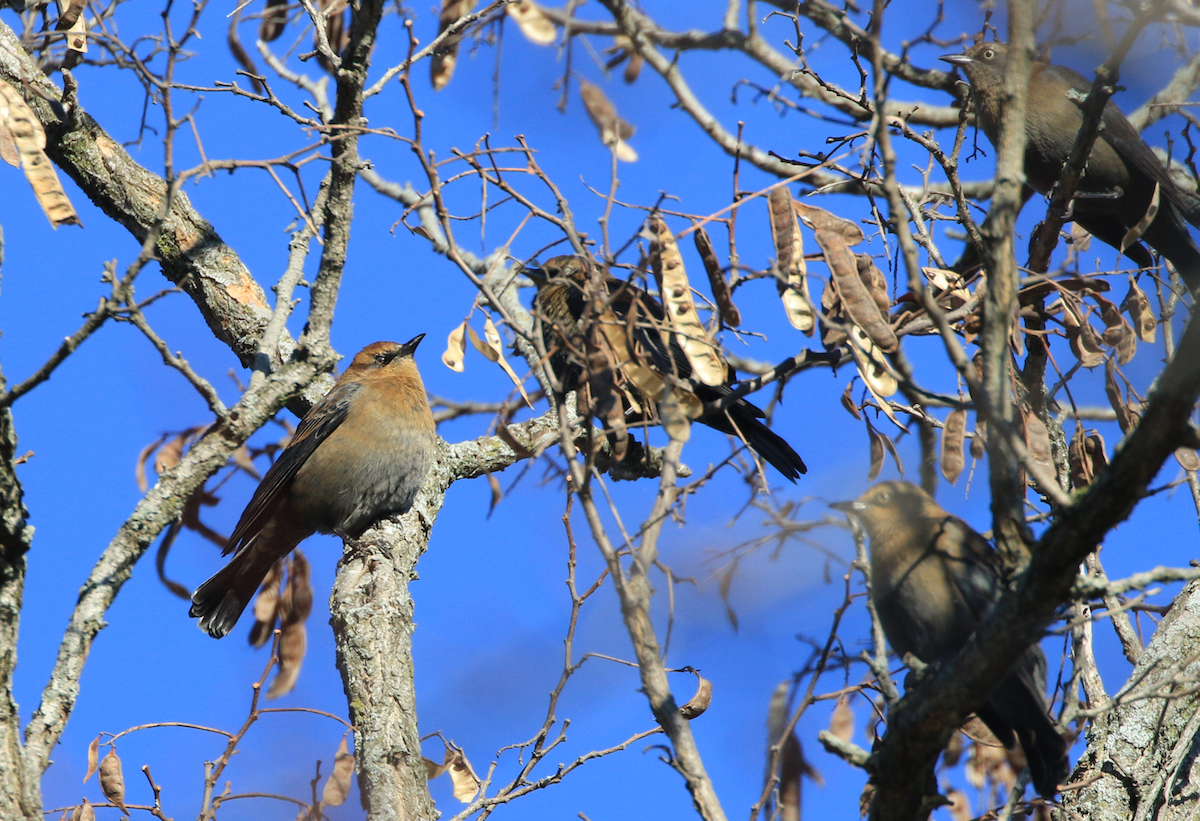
[832,481,1070,798]
[941,41,1200,296]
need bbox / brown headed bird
[527,255,806,481]
[942,41,1200,295]
[832,481,1069,797]
[190,337,437,639]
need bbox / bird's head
[940,41,1007,88]
[523,255,592,289]
[830,480,939,537]
[345,336,426,376]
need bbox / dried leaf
[266,619,306,698]
[793,200,864,244]
[829,695,854,743]
[1121,278,1156,343]
[649,215,726,386]
[1121,181,1160,253]
[941,409,966,484]
[579,79,637,162]
[817,229,896,352]
[321,737,355,807]
[430,0,477,91]
[878,429,904,475]
[768,188,814,334]
[84,736,100,783]
[506,0,555,44]
[679,668,712,719]
[98,748,126,812]
[624,51,643,84]
[442,321,467,372]
[866,421,885,481]
[0,79,81,227]
[423,757,446,779]
[1068,426,1094,488]
[694,226,740,327]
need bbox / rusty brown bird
[832,481,1069,797]
[191,337,437,639]
[528,255,806,481]
[942,41,1200,295]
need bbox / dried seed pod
[649,215,726,386]
[1023,408,1054,483]
[1120,181,1160,252]
[940,409,966,484]
[0,79,81,227]
[430,0,477,91]
[678,668,712,719]
[259,0,288,41]
[1104,361,1139,434]
[1057,296,1105,368]
[84,736,100,783]
[1092,293,1136,365]
[866,421,885,481]
[793,200,864,244]
[693,226,740,327]
[248,560,283,648]
[820,279,847,350]
[506,0,555,45]
[1121,278,1156,343]
[1176,448,1200,472]
[579,79,637,162]
[442,321,467,372]
[266,619,306,699]
[829,695,854,743]
[767,188,814,334]
[855,256,890,317]
[98,748,126,812]
[1068,425,1093,488]
[817,229,897,352]
[321,737,355,807]
[847,326,897,398]
[971,420,986,460]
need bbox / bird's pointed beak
[830,500,865,513]
[400,333,426,356]
[522,264,547,285]
[940,53,972,67]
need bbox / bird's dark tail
[190,550,276,639]
[1015,709,1071,799]
[980,667,1071,798]
[714,405,807,482]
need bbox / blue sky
[0,1,1196,819]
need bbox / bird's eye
[374,353,389,365]
[982,48,995,61]
[877,491,890,503]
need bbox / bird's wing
[1041,64,1199,222]
[936,515,1003,623]
[223,381,362,555]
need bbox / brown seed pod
[767,188,814,334]
[816,229,897,353]
[649,215,726,386]
[693,226,741,327]
[98,748,126,813]
[678,668,712,719]
[940,409,966,485]
[1121,278,1156,343]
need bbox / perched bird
[190,337,437,639]
[942,41,1200,294]
[831,481,1069,797]
[527,255,807,481]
